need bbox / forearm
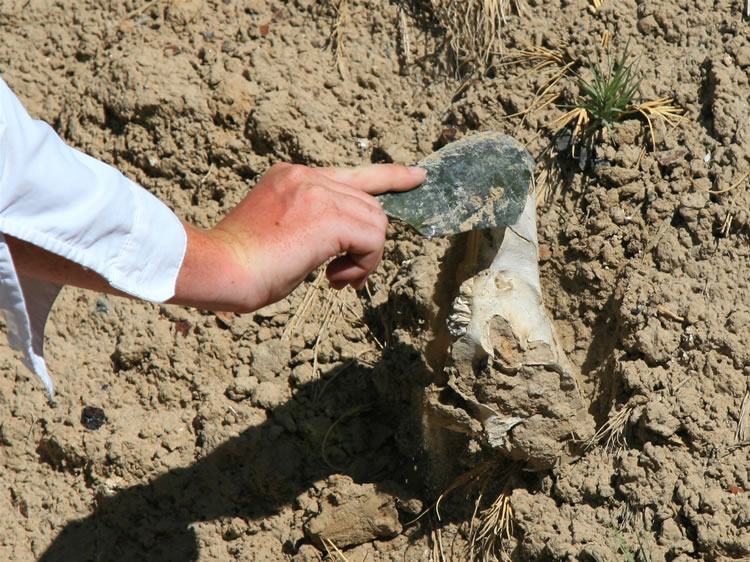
[6,234,127,297]
[6,225,256,313]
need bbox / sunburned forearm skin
[6,234,126,296]
[169,223,256,312]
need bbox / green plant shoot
[576,45,642,134]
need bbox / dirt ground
[1,0,749,560]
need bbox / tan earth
[1,0,750,560]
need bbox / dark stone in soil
[377,132,534,237]
[81,406,107,430]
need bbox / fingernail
[408,166,426,179]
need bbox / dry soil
[1,0,749,560]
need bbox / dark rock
[377,132,534,237]
[81,406,107,430]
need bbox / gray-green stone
[377,132,535,237]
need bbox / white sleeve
[0,76,187,400]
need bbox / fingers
[309,165,417,288]
[266,163,424,209]
[265,163,382,211]
[326,256,368,290]
[258,162,418,293]
[325,208,387,290]
[326,250,382,291]
[323,192,390,249]
[315,164,426,195]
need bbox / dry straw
[431,0,526,74]
[326,0,351,79]
[468,483,514,561]
[584,405,634,457]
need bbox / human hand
[175,163,425,312]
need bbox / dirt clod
[302,475,402,549]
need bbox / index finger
[314,164,425,195]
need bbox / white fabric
[0,76,187,400]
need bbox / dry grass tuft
[502,40,574,135]
[404,458,522,562]
[406,459,499,531]
[326,0,351,79]
[434,460,498,521]
[432,0,526,75]
[505,40,570,74]
[467,482,515,562]
[548,106,591,143]
[584,405,634,457]
[406,460,519,561]
[634,97,685,149]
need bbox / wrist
[169,223,260,313]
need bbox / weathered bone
[428,194,595,470]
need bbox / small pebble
[81,406,107,430]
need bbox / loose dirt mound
[1,0,749,560]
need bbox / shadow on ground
[39,341,432,562]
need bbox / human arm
[7,162,426,312]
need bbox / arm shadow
[39,341,432,562]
